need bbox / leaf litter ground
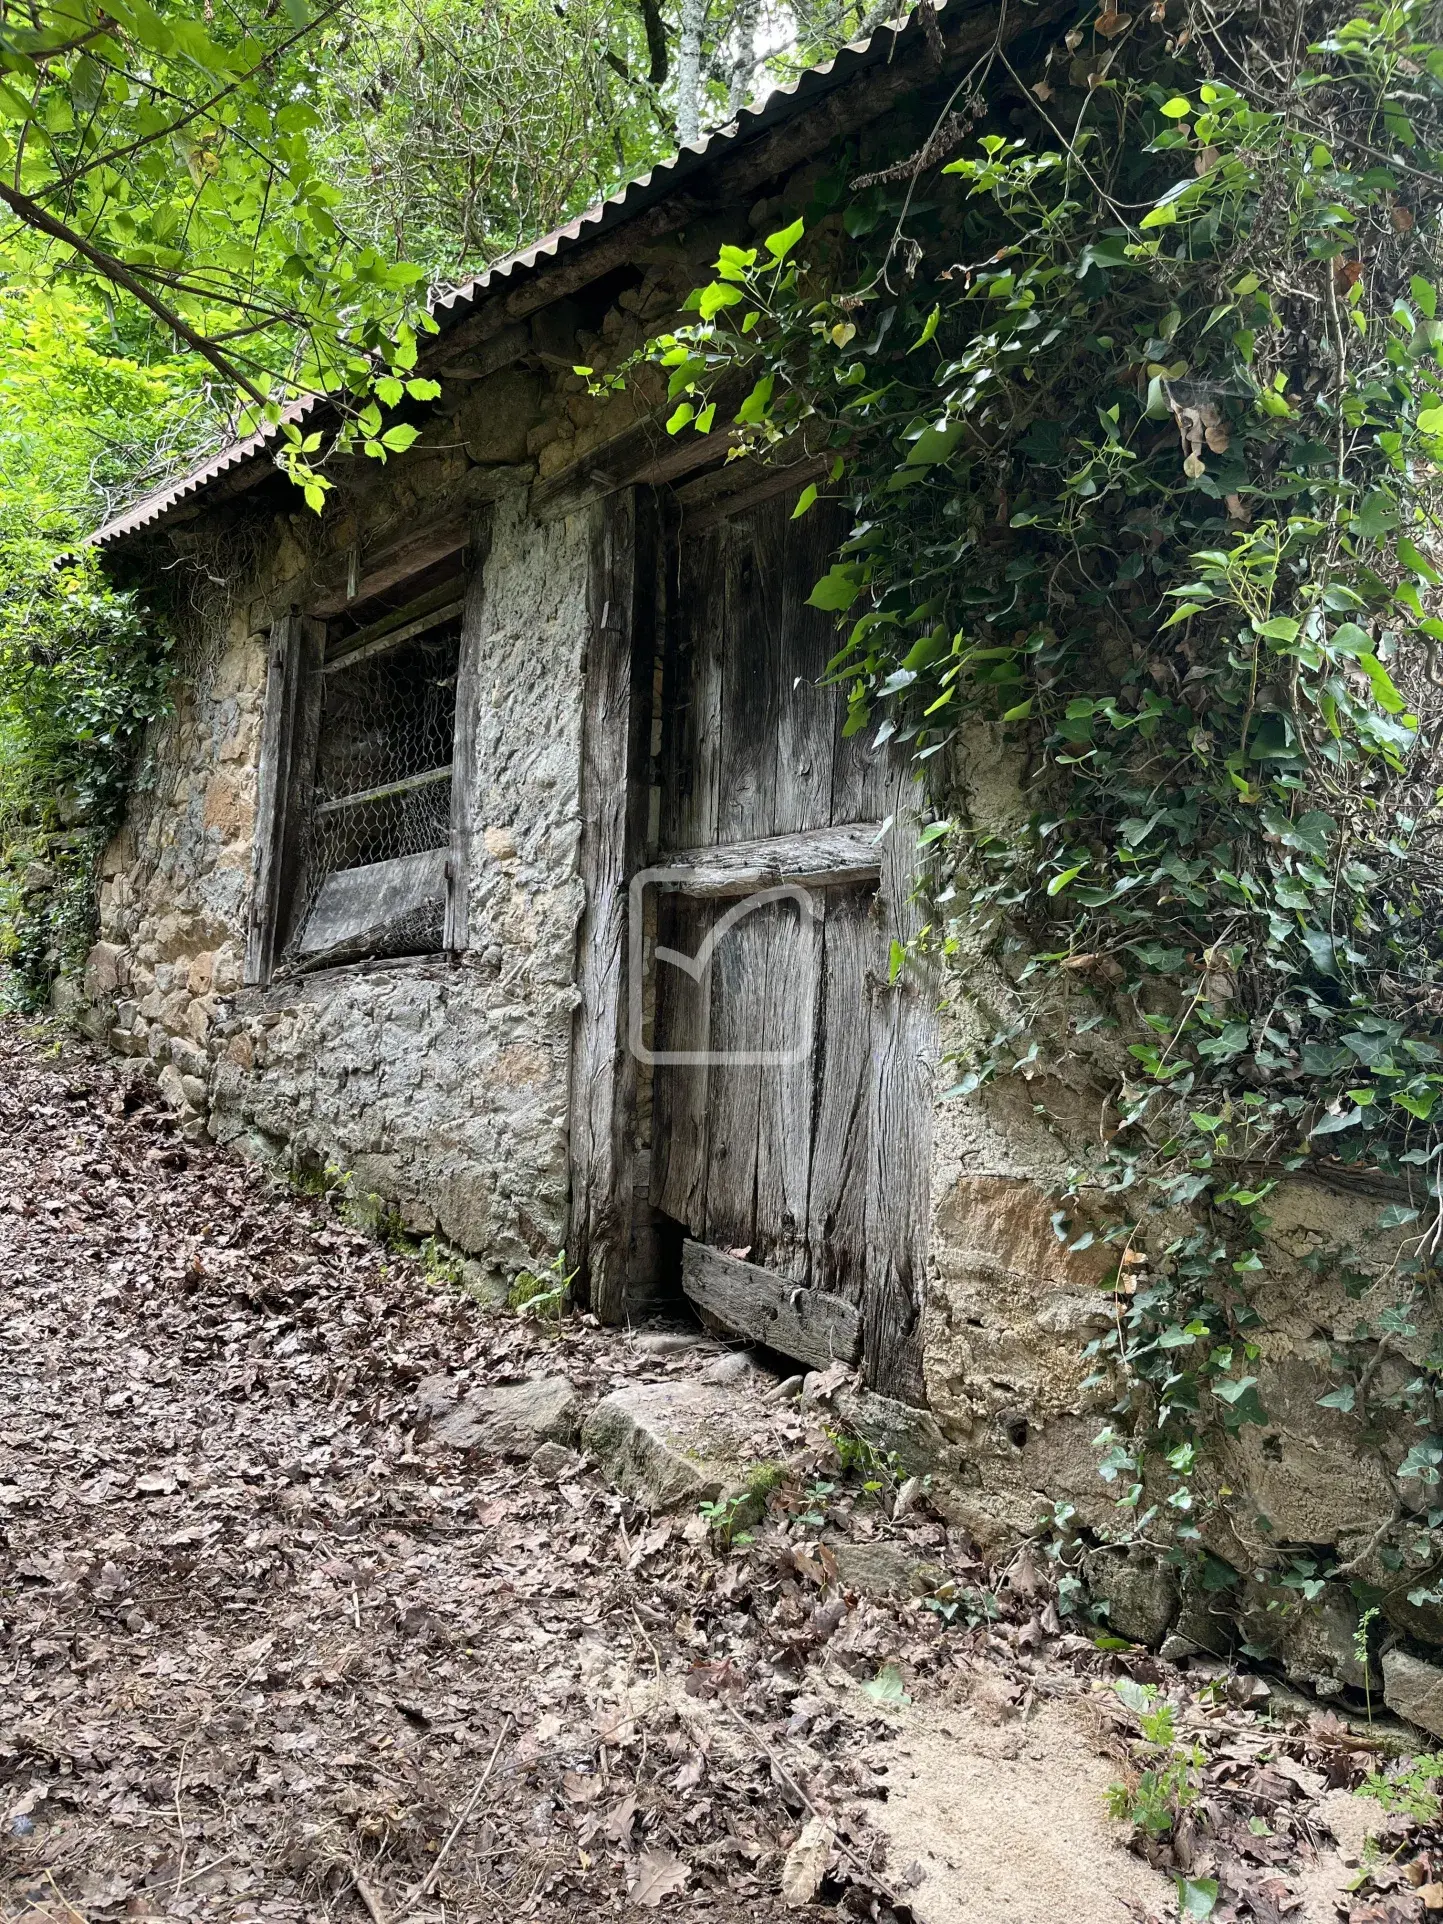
[0,1017,1437,1924]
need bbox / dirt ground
[0,1017,1438,1924]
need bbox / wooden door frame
[568,485,661,1322]
[567,482,936,1408]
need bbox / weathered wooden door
[645,493,932,1402]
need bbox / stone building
[86,0,1440,1694]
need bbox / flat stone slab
[581,1379,798,1510]
[1383,1647,1443,1739]
[431,1375,580,1455]
[830,1539,947,1599]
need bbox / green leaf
[374,376,404,407]
[862,1661,911,1706]
[1418,406,1443,435]
[906,417,967,467]
[379,423,419,453]
[1359,652,1407,714]
[1047,865,1085,896]
[909,303,941,350]
[764,217,805,262]
[807,565,864,612]
[1160,95,1193,118]
[666,402,695,435]
[1412,274,1437,320]
[792,483,818,519]
[1377,1204,1421,1229]
[1311,1106,1363,1136]
[736,375,775,424]
[1176,1876,1219,1919]
[697,281,744,321]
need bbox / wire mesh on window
[283,622,460,966]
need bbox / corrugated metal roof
[93,3,937,548]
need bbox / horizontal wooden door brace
[682,1240,862,1371]
[654,820,886,897]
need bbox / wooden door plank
[649,888,711,1230]
[682,1239,862,1369]
[699,897,770,1251]
[806,888,875,1305]
[862,762,935,1404]
[658,525,724,854]
[650,522,724,1229]
[773,497,842,837]
[658,820,884,893]
[244,614,314,985]
[752,890,818,1283]
[716,517,780,845]
[569,487,658,1323]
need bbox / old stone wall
[86,488,595,1297]
[900,726,1441,1696]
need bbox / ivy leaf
[1317,1384,1356,1412]
[1299,929,1337,976]
[1048,865,1085,896]
[1311,1106,1363,1136]
[1377,1204,1421,1229]
[792,483,818,519]
[1176,1877,1219,1920]
[1212,1376,1267,1427]
[1351,489,1398,540]
[862,1661,911,1705]
[1358,652,1407,715]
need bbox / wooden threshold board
[681,1240,861,1371]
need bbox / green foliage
[1105,1680,1204,1839]
[629,0,1443,1587]
[825,1422,904,1493]
[0,0,446,509]
[1357,1752,1443,1822]
[0,285,180,1005]
[508,1251,576,1321]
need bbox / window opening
[281,601,462,970]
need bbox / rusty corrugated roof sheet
[93,4,934,548]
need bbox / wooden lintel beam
[310,463,530,617]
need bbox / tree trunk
[727,0,759,116]
[675,0,708,145]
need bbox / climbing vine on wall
[613,0,1443,1610]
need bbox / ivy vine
[609,0,1443,1625]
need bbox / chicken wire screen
[284,620,461,965]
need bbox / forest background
[0,0,888,997]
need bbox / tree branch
[0,179,267,402]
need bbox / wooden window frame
[243,514,488,986]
